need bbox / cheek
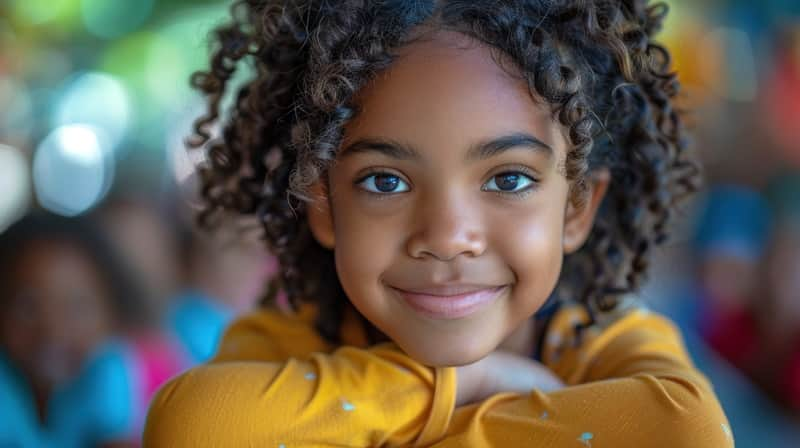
[489,194,566,305]
[1,292,40,348]
[331,195,408,301]
[498,213,563,280]
[0,311,36,362]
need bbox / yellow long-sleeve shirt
[144,301,733,447]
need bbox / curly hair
[190,0,700,343]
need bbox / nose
[39,306,68,345]
[406,191,486,261]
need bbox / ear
[563,169,610,254]
[306,180,336,249]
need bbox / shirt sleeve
[434,306,734,447]
[144,312,457,447]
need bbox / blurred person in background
[99,194,271,366]
[751,174,800,411]
[691,186,771,370]
[168,221,273,364]
[0,212,152,447]
[98,197,184,322]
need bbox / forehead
[343,30,566,159]
[10,240,105,290]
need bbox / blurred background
[0,0,798,446]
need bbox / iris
[373,174,400,192]
[494,173,520,191]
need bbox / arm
[435,308,734,447]
[147,306,461,446]
[144,341,456,447]
[144,305,560,447]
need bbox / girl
[0,213,184,447]
[145,0,732,446]
[0,213,141,447]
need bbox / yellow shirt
[144,302,734,447]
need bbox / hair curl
[191,0,700,342]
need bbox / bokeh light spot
[12,0,77,25]
[0,77,34,143]
[56,125,103,166]
[80,0,155,39]
[0,144,32,232]
[53,72,131,155]
[33,125,115,217]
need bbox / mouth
[388,284,508,320]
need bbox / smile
[389,284,507,320]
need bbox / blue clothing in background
[693,186,771,261]
[167,291,233,364]
[0,342,137,448]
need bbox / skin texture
[0,240,115,420]
[308,31,608,367]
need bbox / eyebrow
[338,138,420,160]
[338,132,553,161]
[466,133,553,161]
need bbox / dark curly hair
[190,0,700,343]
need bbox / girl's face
[0,240,115,389]
[309,31,606,366]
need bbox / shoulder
[212,303,332,362]
[48,341,138,443]
[542,300,691,381]
[539,302,733,446]
[0,354,42,444]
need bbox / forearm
[437,309,734,447]
[144,344,455,447]
[439,369,732,447]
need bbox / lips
[389,284,507,319]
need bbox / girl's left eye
[357,173,410,194]
[482,172,536,193]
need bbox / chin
[397,337,496,367]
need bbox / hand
[455,350,564,406]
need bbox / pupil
[375,175,399,192]
[496,174,519,191]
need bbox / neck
[31,380,51,424]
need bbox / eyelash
[355,171,411,197]
[482,168,540,198]
[354,167,540,199]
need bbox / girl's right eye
[356,173,410,194]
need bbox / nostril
[406,200,486,259]
[406,231,486,260]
